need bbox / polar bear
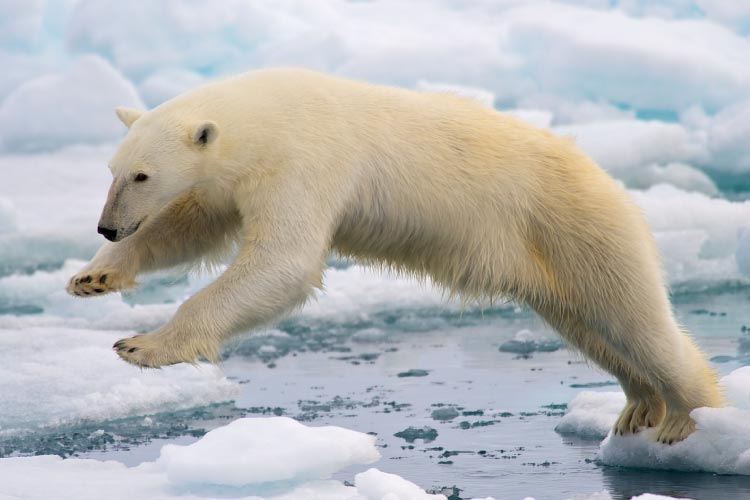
[67,68,722,443]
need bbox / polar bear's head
[97,106,219,242]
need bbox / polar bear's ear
[192,121,218,146]
[115,107,144,129]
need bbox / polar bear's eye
[134,173,149,182]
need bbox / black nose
[98,226,118,241]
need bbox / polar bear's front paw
[113,334,186,368]
[67,269,133,297]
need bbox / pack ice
[0,416,692,500]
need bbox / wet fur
[68,68,723,444]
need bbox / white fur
[68,68,722,443]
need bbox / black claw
[128,347,138,353]
[113,340,125,350]
[99,274,107,284]
[74,279,80,285]
[93,288,104,293]
[81,276,92,283]
[82,291,90,295]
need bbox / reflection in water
[602,464,750,500]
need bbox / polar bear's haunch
[67,68,722,443]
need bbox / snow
[556,367,750,475]
[0,1,748,497]
[416,80,496,109]
[601,406,750,475]
[504,109,554,129]
[504,3,750,112]
[354,468,446,500]
[0,417,467,500]
[631,185,750,287]
[555,392,626,439]
[138,69,206,108]
[0,414,696,499]
[0,55,142,152]
[618,163,718,196]
[553,120,706,174]
[158,417,380,487]
[719,367,750,409]
[0,1,749,175]
[0,325,236,433]
[706,99,750,173]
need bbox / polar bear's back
[156,68,660,312]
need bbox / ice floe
[0,415,694,500]
[557,367,750,475]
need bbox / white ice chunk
[720,366,750,409]
[708,99,750,173]
[0,55,142,152]
[554,120,706,174]
[416,81,495,109]
[557,368,750,475]
[0,197,17,233]
[0,325,236,433]
[0,409,700,500]
[0,418,472,500]
[0,0,44,47]
[555,391,625,439]
[516,96,634,125]
[139,68,205,107]
[694,0,750,34]
[158,417,380,487]
[505,3,750,111]
[0,454,358,500]
[354,468,446,500]
[618,163,718,196]
[503,109,554,129]
[302,265,450,320]
[632,185,750,287]
[600,406,750,475]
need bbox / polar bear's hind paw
[655,412,695,444]
[613,396,665,435]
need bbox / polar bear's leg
[589,297,724,443]
[578,308,720,443]
[577,337,666,435]
[113,238,328,367]
[593,347,666,435]
[67,242,138,297]
[528,223,722,443]
[534,306,665,434]
[114,183,335,367]
[68,191,240,297]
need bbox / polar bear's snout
[97,225,118,241]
